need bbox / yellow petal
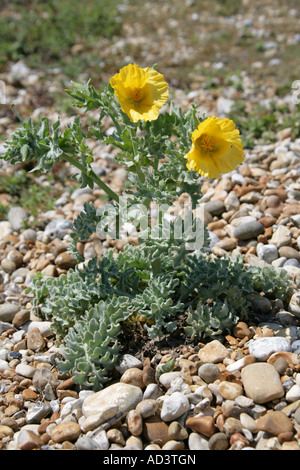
[185,116,244,178]
[110,64,168,122]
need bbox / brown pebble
[143,415,170,446]
[26,327,45,351]
[22,388,38,400]
[233,321,252,339]
[186,416,216,437]
[142,365,156,386]
[230,432,250,446]
[50,421,81,443]
[278,431,295,444]
[120,367,145,389]
[56,377,75,391]
[257,410,294,436]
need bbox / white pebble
[160,392,190,422]
[0,359,9,372]
[15,363,36,378]
[248,337,291,361]
[286,384,300,402]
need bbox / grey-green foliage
[26,252,141,340]
[57,297,132,391]
[27,237,292,390]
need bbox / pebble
[7,206,27,231]
[233,221,264,240]
[82,383,143,417]
[241,363,284,403]
[0,303,20,322]
[249,337,292,361]
[186,416,216,437]
[50,422,81,443]
[44,219,72,240]
[160,392,190,421]
[257,410,294,436]
[198,363,221,383]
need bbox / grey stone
[198,363,221,383]
[233,221,264,240]
[115,354,143,374]
[44,219,72,240]
[248,293,272,315]
[0,303,20,322]
[249,337,291,361]
[203,200,226,216]
[75,436,102,450]
[8,206,28,231]
[26,403,52,424]
[257,243,278,263]
[21,229,37,242]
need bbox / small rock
[0,303,20,322]
[26,327,45,351]
[249,294,272,315]
[257,410,294,436]
[186,415,216,437]
[168,421,189,441]
[8,206,27,231]
[257,243,278,263]
[54,251,77,269]
[44,219,72,240]
[203,200,226,216]
[143,415,169,447]
[21,228,37,243]
[218,381,243,400]
[26,403,52,424]
[0,221,12,239]
[116,354,143,374]
[249,337,291,361]
[233,221,264,240]
[198,340,230,363]
[15,363,36,378]
[80,406,119,432]
[50,421,81,443]
[135,399,158,418]
[279,246,300,261]
[17,429,43,450]
[208,432,229,450]
[12,309,30,328]
[120,367,145,388]
[241,363,284,403]
[82,383,143,417]
[1,258,16,273]
[188,432,209,450]
[198,363,221,383]
[160,392,190,422]
[270,225,292,248]
[288,292,300,318]
[126,409,143,436]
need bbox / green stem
[11,104,24,122]
[62,153,120,203]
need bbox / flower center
[198,133,216,152]
[132,88,143,102]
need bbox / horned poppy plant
[185,116,244,178]
[109,63,169,123]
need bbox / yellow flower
[185,116,244,178]
[109,63,169,123]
